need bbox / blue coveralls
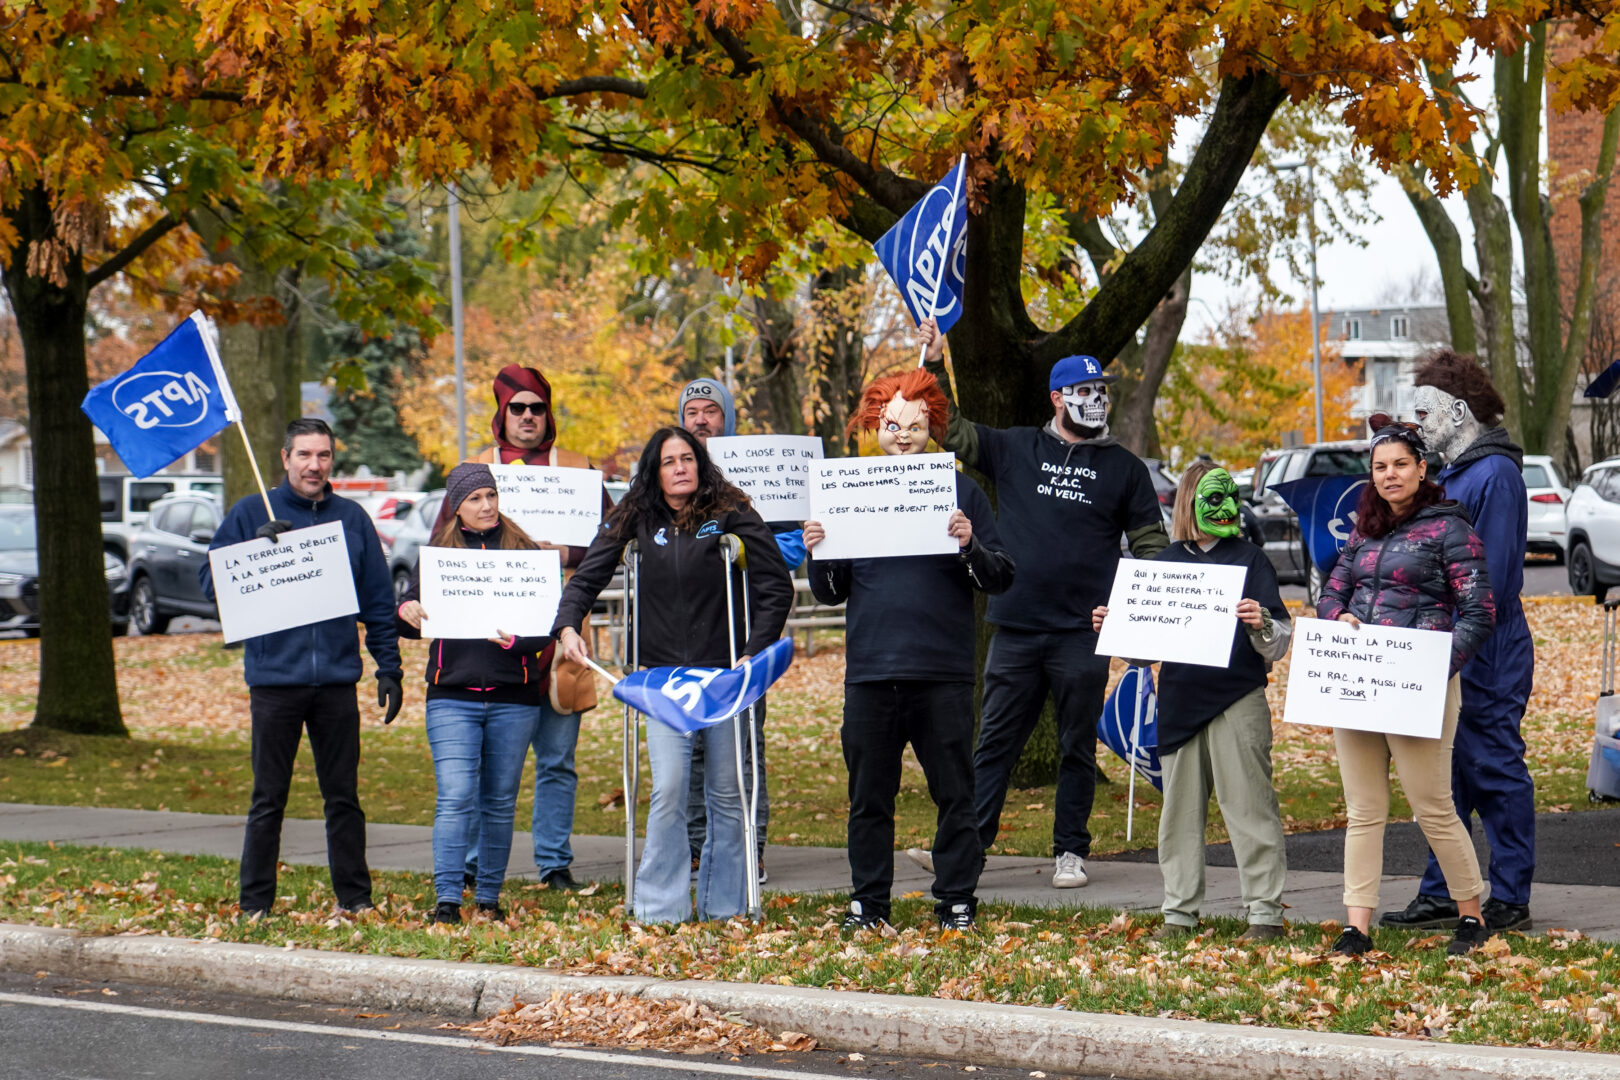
[1417,449,1537,906]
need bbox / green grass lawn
[0,595,1608,857]
[3,839,1618,1053]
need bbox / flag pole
[581,654,623,687]
[916,154,967,369]
[1126,665,1146,842]
[192,312,274,521]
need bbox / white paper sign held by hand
[808,452,959,560]
[208,522,360,643]
[1095,559,1248,667]
[707,434,823,521]
[489,465,604,548]
[418,547,563,640]
[1282,616,1451,738]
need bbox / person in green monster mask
[1093,462,1294,942]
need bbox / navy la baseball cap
[1049,354,1117,391]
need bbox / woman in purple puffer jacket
[1315,418,1495,959]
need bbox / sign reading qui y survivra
[1282,616,1452,738]
[1094,559,1247,667]
[707,435,823,521]
[808,452,958,560]
[207,522,359,643]
[418,547,563,640]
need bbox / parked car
[125,492,223,635]
[0,505,130,636]
[383,489,445,599]
[1563,456,1620,598]
[1521,454,1571,562]
[348,491,420,527]
[1250,440,1371,595]
[100,473,222,564]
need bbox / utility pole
[448,184,468,464]
[1279,161,1326,443]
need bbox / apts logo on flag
[1270,475,1370,574]
[874,157,968,332]
[81,312,239,478]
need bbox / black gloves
[377,674,403,725]
[254,519,292,544]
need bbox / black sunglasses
[506,401,547,417]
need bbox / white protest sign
[807,452,959,560]
[418,547,563,640]
[1095,559,1248,667]
[1283,616,1452,738]
[488,465,604,548]
[208,522,359,643]
[707,435,823,521]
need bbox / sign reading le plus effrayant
[807,452,959,560]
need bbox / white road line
[0,992,849,1080]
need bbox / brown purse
[549,650,599,714]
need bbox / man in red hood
[474,365,590,470]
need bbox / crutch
[720,534,765,919]
[619,541,642,906]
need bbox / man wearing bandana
[921,319,1168,889]
[1094,464,1291,938]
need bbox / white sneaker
[1052,851,1089,888]
[904,847,934,874]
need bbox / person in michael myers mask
[1379,350,1536,936]
[919,318,1169,890]
[803,369,1014,932]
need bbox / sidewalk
[5,802,1619,938]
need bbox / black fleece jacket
[552,501,793,668]
[396,521,555,705]
[809,472,1014,684]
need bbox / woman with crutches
[553,427,793,923]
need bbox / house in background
[1325,304,1452,425]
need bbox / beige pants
[1335,675,1482,909]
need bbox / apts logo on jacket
[695,520,721,538]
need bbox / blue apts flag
[874,156,969,332]
[1269,475,1369,574]
[81,312,239,478]
[613,637,794,735]
[1097,665,1161,792]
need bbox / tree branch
[1039,71,1286,367]
[543,76,649,99]
[86,212,181,291]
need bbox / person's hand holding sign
[1336,612,1362,629]
[1236,598,1266,628]
[947,509,972,549]
[488,629,516,648]
[398,600,425,629]
[558,626,590,666]
[801,520,825,553]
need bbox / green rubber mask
[1194,468,1242,539]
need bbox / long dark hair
[606,427,749,540]
[1355,431,1446,539]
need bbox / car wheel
[1306,561,1326,607]
[130,575,171,636]
[393,566,411,602]
[1569,541,1598,597]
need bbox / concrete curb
[2,922,1617,1080]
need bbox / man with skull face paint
[803,369,1015,931]
[1094,464,1291,939]
[1379,350,1536,934]
[920,319,1168,889]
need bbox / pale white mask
[1411,384,1479,464]
[1062,382,1110,428]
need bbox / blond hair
[1170,460,1218,543]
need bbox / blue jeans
[465,701,582,880]
[636,716,747,923]
[425,699,539,905]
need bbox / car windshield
[1306,450,1370,477]
[0,511,36,550]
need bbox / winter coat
[1316,501,1497,677]
[552,500,793,669]
[395,520,555,705]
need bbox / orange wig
[847,369,950,445]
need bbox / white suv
[1522,454,1571,562]
[1564,456,1620,598]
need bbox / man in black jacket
[804,370,1015,931]
[921,320,1168,890]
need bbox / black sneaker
[475,901,505,920]
[840,902,889,932]
[1447,915,1491,955]
[463,870,476,893]
[432,901,462,925]
[937,904,976,932]
[1378,893,1459,930]
[541,868,582,892]
[1482,898,1533,933]
[239,906,271,921]
[1332,926,1374,956]
[338,900,376,915]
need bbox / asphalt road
[0,971,1095,1080]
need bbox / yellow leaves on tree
[1157,308,1361,469]
[397,269,676,471]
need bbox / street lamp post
[448,184,468,464]
[1279,161,1326,444]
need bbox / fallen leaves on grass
[462,991,816,1055]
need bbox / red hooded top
[487,365,556,464]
